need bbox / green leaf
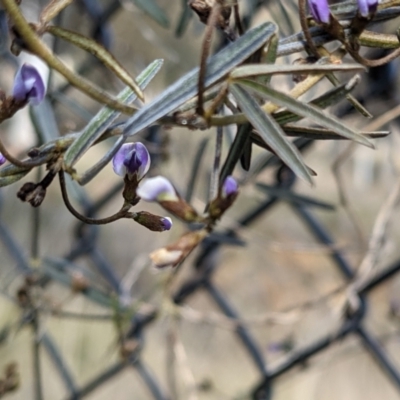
[220,123,252,182]
[275,75,361,125]
[130,0,169,28]
[63,59,163,171]
[230,62,365,79]
[230,84,313,184]
[0,172,29,187]
[46,26,145,101]
[123,22,277,137]
[238,79,373,148]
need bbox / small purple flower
[357,0,378,17]
[113,142,150,180]
[308,0,330,24]
[12,64,46,105]
[0,153,5,166]
[221,176,238,198]
[136,176,178,202]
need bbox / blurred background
[2,0,400,399]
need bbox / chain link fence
[1,0,400,399]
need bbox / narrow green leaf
[275,75,361,125]
[282,126,389,140]
[230,63,365,79]
[220,123,253,182]
[46,25,145,101]
[0,172,29,187]
[260,34,278,85]
[123,22,277,137]
[130,0,169,28]
[230,84,313,184]
[239,79,374,148]
[64,59,163,170]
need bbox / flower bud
[137,176,200,222]
[136,176,178,202]
[134,211,172,232]
[308,0,330,24]
[112,142,150,180]
[149,229,208,268]
[221,175,239,198]
[208,176,239,220]
[357,0,378,17]
[12,64,46,105]
[0,153,5,166]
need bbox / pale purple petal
[112,144,131,176]
[0,153,5,166]
[137,176,178,202]
[222,176,238,197]
[358,0,378,16]
[12,64,46,105]
[112,142,151,178]
[308,0,330,24]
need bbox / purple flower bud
[12,64,46,105]
[0,153,5,166]
[134,211,172,232]
[112,142,150,180]
[357,0,378,17]
[136,176,178,202]
[222,176,238,198]
[161,217,173,231]
[308,0,330,24]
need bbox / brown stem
[233,3,244,36]
[197,3,221,116]
[347,45,400,67]
[58,170,131,225]
[0,138,35,169]
[298,0,320,57]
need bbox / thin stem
[298,0,320,57]
[347,44,400,66]
[32,313,43,400]
[233,3,244,36]
[31,167,42,261]
[209,125,223,202]
[0,138,35,169]
[197,2,221,116]
[58,170,130,224]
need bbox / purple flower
[221,176,238,198]
[12,64,46,105]
[136,176,178,202]
[0,153,5,166]
[112,142,150,180]
[308,0,330,24]
[357,0,378,17]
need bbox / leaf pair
[230,80,373,184]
